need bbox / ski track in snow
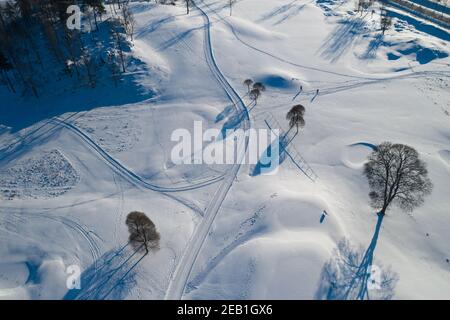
[164,0,251,300]
[0,208,101,271]
[1,0,449,300]
[53,118,209,217]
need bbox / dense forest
[0,0,135,98]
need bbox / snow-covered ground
[0,0,449,299]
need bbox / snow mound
[228,16,285,40]
[341,143,376,169]
[0,149,79,199]
[0,209,98,299]
[187,194,343,299]
[255,69,298,90]
[387,40,448,64]
[188,234,335,299]
[0,262,29,290]
[0,257,68,299]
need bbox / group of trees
[243,78,266,105]
[356,0,375,14]
[356,0,449,35]
[355,0,393,35]
[0,0,135,97]
[243,78,306,138]
[384,0,450,26]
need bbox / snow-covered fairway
[0,0,449,299]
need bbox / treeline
[0,0,135,98]
[380,0,450,28]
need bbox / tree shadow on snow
[217,108,250,142]
[250,132,289,176]
[319,15,369,63]
[257,0,306,25]
[315,214,398,300]
[215,105,235,123]
[64,243,147,300]
[361,34,385,60]
[135,15,176,39]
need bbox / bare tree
[250,87,260,105]
[229,0,235,16]
[286,104,306,135]
[88,0,106,31]
[364,142,433,215]
[126,211,160,254]
[185,0,191,14]
[253,82,266,92]
[111,20,127,73]
[380,9,392,35]
[356,0,373,15]
[121,4,135,41]
[0,50,15,92]
[243,78,253,94]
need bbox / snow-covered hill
[0,0,449,299]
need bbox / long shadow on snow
[319,15,369,63]
[215,105,234,123]
[257,0,303,24]
[361,34,386,60]
[135,15,176,39]
[155,12,228,52]
[64,243,146,300]
[250,132,290,176]
[315,213,398,300]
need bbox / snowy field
[0,0,449,299]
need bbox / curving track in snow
[164,0,251,300]
[52,118,226,193]
[0,208,102,271]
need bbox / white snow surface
[0,0,449,299]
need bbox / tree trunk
[2,70,16,93]
[93,10,99,31]
[116,32,126,73]
[380,203,388,216]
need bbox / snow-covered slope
[0,0,449,299]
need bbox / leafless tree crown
[253,82,266,92]
[286,104,306,130]
[250,87,260,101]
[126,211,160,254]
[364,142,432,214]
